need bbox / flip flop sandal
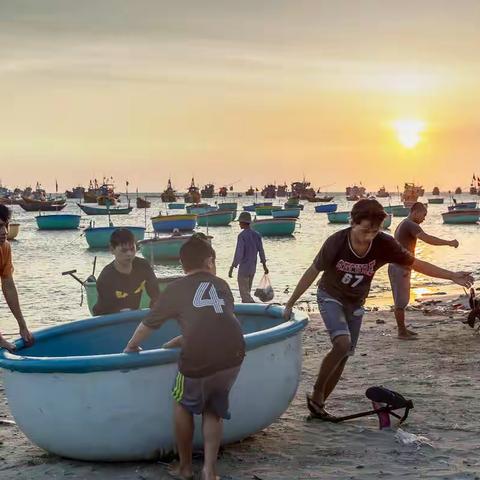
[306,394,337,421]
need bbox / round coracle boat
[0,305,308,461]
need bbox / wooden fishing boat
[376,187,390,198]
[316,195,335,202]
[272,208,300,219]
[136,197,151,209]
[315,204,338,213]
[432,186,440,196]
[65,186,85,199]
[36,214,81,230]
[77,204,133,215]
[184,178,201,204]
[84,226,146,249]
[186,204,217,215]
[0,305,308,461]
[442,209,480,224]
[7,223,20,240]
[200,184,215,198]
[455,187,462,195]
[138,234,193,262]
[327,211,350,224]
[428,198,444,204]
[252,218,296,236]
[151,214,197,232]
[19,201,66,212]
[161,179,177,203]
[197,211,232,226]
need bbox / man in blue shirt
[229,212,268,302]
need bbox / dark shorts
[388,264,411,309]
[172,366,241,420]
[317,289,364,356]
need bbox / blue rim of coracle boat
[0,304,308,374]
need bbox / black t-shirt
[143,272,245,378]
[93,257,160,315]
[314,228,414,307]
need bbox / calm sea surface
[2,193,480,335]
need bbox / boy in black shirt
[284,199,473,420]
[93,229,159,315]
[124,235,245,480]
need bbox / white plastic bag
[254,274,274,302]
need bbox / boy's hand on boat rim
[20,328,34,347]
[124,344,142,353]
[283,303,293,321]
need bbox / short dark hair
[410,202,427,213]
[0,204,12,223]
[180,233,215,271]
[110,228,135,247]
[350,199,386,227]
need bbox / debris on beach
[395,428,434,449]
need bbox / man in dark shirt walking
[284,199,472,420]
[125,235,245,480]
[389,202,459,339]
[229,211,268,303]
[93,229,159,315]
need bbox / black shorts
[172,366,241,420]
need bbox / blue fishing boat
[244,202,272,212]
[272,208,300,219]
[315,204,338,213]
[447,201,477,211]
[197,211,233,226]
[427,198,444,204]
[35,214,81,230]
[167,203,185,210]
[252,218,296,236]
[77,204,133,215]
[186,204,217,215]
[327,211,350,224]
[138,234,193,261]
[151,214,197,232]
[389,206,410,217]
[84,226,146,249]
[442,209,480,224]
[0,305,308,461]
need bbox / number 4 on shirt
[193,282,225,313]
[341,273,364,287]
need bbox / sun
[393,119,426,149]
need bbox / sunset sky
[1,0,480,192]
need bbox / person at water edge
[229,211,268,303]
[283,199,473,420]
[124,235,245,480]
[389,202,459,340]
[93,228,159,315]
[0,205,34,352]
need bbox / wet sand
[1,310,479,480]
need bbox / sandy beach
[1,309,479,480]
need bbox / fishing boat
[391,206,411,217]
[455,187,462,195]
[448,201,477,211]
[186,203,217,215]
[252,218,296,236]
[442,209,480,224]
[7,223,20,240]
[77,204,133,215]
[316,195,335,202]
[184,178,201,204]
[197,211,232,227]
[138,234,194,262]
[200,184,215,198]
[243,204,256,212]
[218,186,228,197]
[97,183,117,206]
[19,201,66,212]
[276,184,288,197]
[84,226,146,249]
[167,202,185,210]
[261,184,276,199]
[161,179,177,203]
[291,179,316,200]
[245,186,255,196]
[151,214,197,233]
[315,204,338,213]
[345,185,366,200]
[244,202,272,212]
[376,187,390,198]
[427,198,444,204]
[272,208,300,219]
[401,183,424,207]
[327,211,350,224]
[136,197,151,209]
[217,202,237,220]
[284,198,304,210]
[65,186,85,199]
[255,205,282,216]
[36,214,81,230]
[83,180,101,203]
[0,305,308,461]
[432,186,440,196]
